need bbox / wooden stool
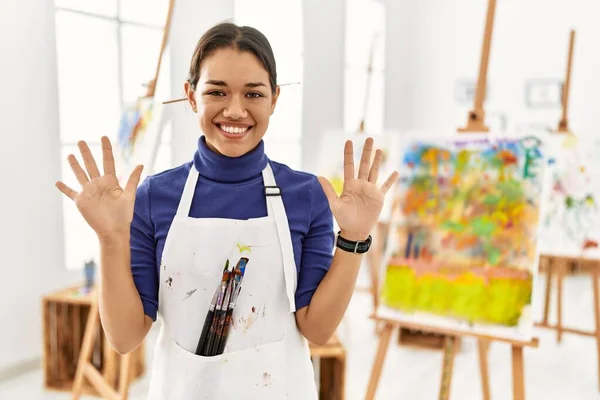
[42,285,145,396]
[536,255,600,391]
[309,334,346,400]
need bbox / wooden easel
[366,318,538,400]
[71,298,133,400]
[367,0,539,398]
[534,30,600,392]
[457,0,496,133]
[557,30,575,134]
[535,30,577,339]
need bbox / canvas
[538,134,600,258]
[377,133,546,341]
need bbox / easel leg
[103,335,117,389]
[542,259,553,325]
[556,260,566,343]
[438,336,458,400]
[367,246,380,336]
[71,302,99,400]
[511,345,525,400]
[477,340,491,400]
[591,268,600,392]
[118,353,132,400]
[368,223,386,335]
[365,323,393,400]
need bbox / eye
[206,90,225,97]
[246,92,263,99]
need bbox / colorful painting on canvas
[537,134,600,258]
[378,134,545,340]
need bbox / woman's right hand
[55,136,144,240]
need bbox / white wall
[169,0,235,166]
[382,0,419,131]
[301,0,346,173]
[0,0,79,371]
[169,0,347,172]
[384,0,600,136]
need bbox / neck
[193,136,268,183]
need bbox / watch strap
[336,231,372,254]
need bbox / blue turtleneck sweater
[130,136,335,321]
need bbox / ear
[184,81,197,112]
[270,86,280,115]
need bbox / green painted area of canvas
[381,265,532,326]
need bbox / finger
[68,154,89,186]
[380,171,400,195]
[125,165,144,194]
[77,140,101,179]
[101,136,116,175]
[55,181,78,200]
[358,137,374,179]
[368,149,383,184]
[343,140,354,181]
[317,176,339,208]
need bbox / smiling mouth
[216,123,253,135]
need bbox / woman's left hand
[318,137,399,241]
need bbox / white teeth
[219,125,249,134]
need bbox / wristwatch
[336,231,372,254]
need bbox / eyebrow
[205,80,267,88]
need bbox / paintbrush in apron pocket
[211,265,237,356]
[196,260,230,356]
[215,257,248,355]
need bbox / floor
[1,271,600,399]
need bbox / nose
[223,95,248,120]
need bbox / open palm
[55,136,144,239]
[318,137,399,240]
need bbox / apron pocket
[165,334,286,400]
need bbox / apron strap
[262,163,298,313]
[175,164,199,217]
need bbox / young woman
[56,22,398,399]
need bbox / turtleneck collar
[193,136,268,183]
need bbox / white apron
[146,163,318,399]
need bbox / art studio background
[2,0,600,399]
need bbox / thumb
[317,176,338,208]
[125,165,144,194]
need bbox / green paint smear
[497,180,524,202]
[470,217,496,238]
[440,220,465,233]
[483,194,501,206]
[487,248,501,265]
[382,265,532,326]
[565,196,575,209]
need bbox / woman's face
[185,47,279,158]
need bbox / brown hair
[187,22,277,93]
